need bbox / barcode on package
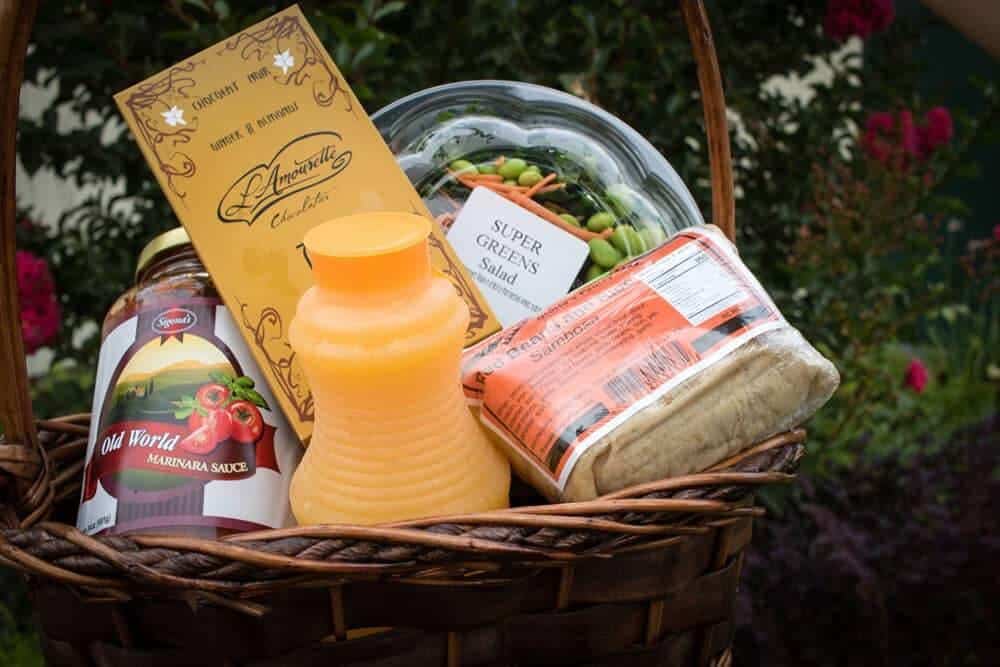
[603,342,693,404]
[637,242,749,325]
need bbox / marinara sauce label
[461,227,786,492]
[77,297,300,535]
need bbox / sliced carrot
[452,171,504,183]
[536,182,567,195]
[453,171,610,241]
[456,174,484,190]
[448,169,486,181]
[525,172,556,198]
[504,192,612,242]
[483,182,530,193]
[462,178,529,194]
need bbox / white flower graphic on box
[273,49,295,75]
[160,106,187,127]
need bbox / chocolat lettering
[217,131,351,226]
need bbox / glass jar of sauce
[77,227,300,537]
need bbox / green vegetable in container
[586,212,615,233]
[584,264,606,282]
[588,238,623,269]
[628,227,648,254]
[498,158,528,179]
[425,150,675,292]
[639,224,666,250]
[518,170,543,187]
[449,159,476,174]
[610,225,646,256]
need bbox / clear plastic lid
[372,80,704,289]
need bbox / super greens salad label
[448,187,589,326]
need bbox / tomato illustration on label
[172,372,271,455]
[187,408,233,443]
[228,401,263,443]
[179,425,217,455]
[196,383,230,410]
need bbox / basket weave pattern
[5,417,804,666]
[0,2,803,665]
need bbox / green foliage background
[5,1,998,664]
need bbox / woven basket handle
[681,1,736,239]
[0,1,734,509]
[0,0,41,492]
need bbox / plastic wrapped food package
[461,226,840,502]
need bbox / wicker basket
[0,2,807,665]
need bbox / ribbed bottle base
[290,390,510,525]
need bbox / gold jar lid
[135,227,191,279]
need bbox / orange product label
[461,227,787,491]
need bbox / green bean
[477,163,497,175]
[586,212,615,233]
[498,158,527,179]
[558,213,581,227]
[449,159,476,174]
[638,224,666,249]
[626,226,647,254]
[609,226,630,255]
[610,225,644,256]
[518,170,543,187]
[585,263,606,282]
[588,238,623,269]
[503,179,518,186]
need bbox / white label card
[446,187,589,327]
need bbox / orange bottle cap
[303,212,432,296]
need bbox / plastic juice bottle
[288,212,510,525]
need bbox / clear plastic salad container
[372,80,704,291]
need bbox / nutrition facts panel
[637,242,750,325]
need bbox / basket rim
[1,418,803,596]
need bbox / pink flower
[16,250,60,354]
[861,111,896,164]
[919,107,953,154]
[862,107,954,167]
[824,0,895,42]
[899,110,919,158]
[904,358,929,394]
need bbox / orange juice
[288,212,510,525]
